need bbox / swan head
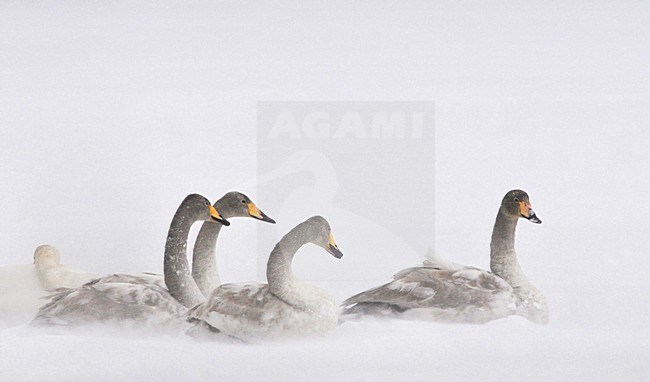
[303,216,344,259]
[182,194,230,226]
[501,190,542,224]
[33,244,61,265]
[215,191,276,224]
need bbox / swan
[34,245,95,290]
[187,216,344,341]
[341,190,549,325]
[192,191,275,296]
[31,194,230,331]
[0,245,95,327]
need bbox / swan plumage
[188,216,343,341]
[341,190,548,325]
[31,194,229,331]
[341,264,517,323]
[34,273,188,331]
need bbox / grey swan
[191,191,275,296]
[31,194,230,331]
[187,216,343,341]
[341,190,548,325]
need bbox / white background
[256,102,436,282]
[1,1,649,381]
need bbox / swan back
[32,273,189,333]
[341,266,516,323]
[189,282,338,341]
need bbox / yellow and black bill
[247,202,276,224]
[210,205,231,226]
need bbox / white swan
[341,190,549,325]
[188,216,343,341]
[34,245,95,290]
[31,194,230,331]
[0,245,95,327]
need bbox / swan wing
[189,283,292,339]
[32,274,187,330]
[342,267,515,322]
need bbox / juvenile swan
[31,194,229,331]
[188,216,343,341]
[341,190,548,325]
[192,191,275,296]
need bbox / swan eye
[241,200,246,204]
[513,197,519,203]
[205,201,210,206]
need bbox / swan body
[188,216,343,341]
[31,194,229,331]
[34,273,188,332]
[341,190,548,325]
[341,265,516,323]
[189,281,339,341]
[0,245,94,327]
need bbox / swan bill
[327,233,343,259]
[209,205,231,226]
[247,202,276,224]
[525,210,542,224]
[518,200,541,224]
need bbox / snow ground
[1,282,648,382]
[1,1,649,381]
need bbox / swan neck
[192,221,223,295]
[35,257,57,272]
[490,207,547,323]
[35,258,59,289]
[164,209,205,307]
[489,208,527,287]
[266,231,304,303]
